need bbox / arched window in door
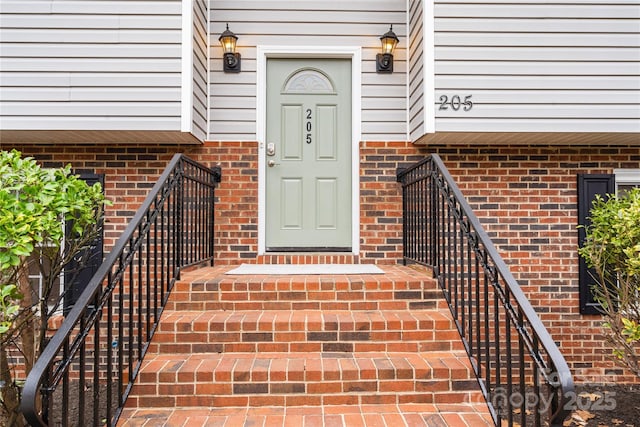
[282,68,336,94]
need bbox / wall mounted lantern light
[376,25,399,73]
[219,23,241,73]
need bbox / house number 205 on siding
[438,95,473,111]
[305,109,312,144]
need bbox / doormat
[225,264,384,275]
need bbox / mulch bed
[564,384,640,427]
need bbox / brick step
[119,403,495,426]
[126,352,482,408]
[166,265,446,311]
[120,264,493,424]
[149,309,464,354]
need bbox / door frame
[256,46,362,255]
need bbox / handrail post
[210,165,221,266]
[175,158,184,280]
[429,163,437,270]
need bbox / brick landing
[118,265,492,426]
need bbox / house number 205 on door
[305,109,312,144]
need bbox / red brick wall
[5,142,426,264]
[4,141,639,383]
[429,143,640,384]
[192,141,259,261]
[359,141,426,262]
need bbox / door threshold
[266,247,352,253]
[226,264,383,275]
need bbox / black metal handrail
[397,154,574,427]
[21,154,221,427]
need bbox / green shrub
[0,149,108,425]
[579,187,640,378]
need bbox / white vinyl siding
[0,0,183,132]
[209,0,408,141]
[431,0,640,133]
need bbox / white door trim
[256,46,362,255]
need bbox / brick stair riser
[164,275,446,310]
[128,352,481,408]
[133,379,476,395]
[148,310,462,354]
[126,389,485,410]
[171,279,439,295]
[149,331,464,354]
[135,355,475,383]
[126,390,483,409]
[127,378,481,407]
[166,300,449,311]
[165,314,456,332]
[165,291,447,310]
[149,341,464,354]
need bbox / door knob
[268,160,278,167]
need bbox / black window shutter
[63,173,105,315]
[577,174,614,315]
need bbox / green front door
[265,58,352,251]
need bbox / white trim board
[615,169,640,185]
[256,45,362,256]
[423,0,435,134]
[180,0,193,133]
